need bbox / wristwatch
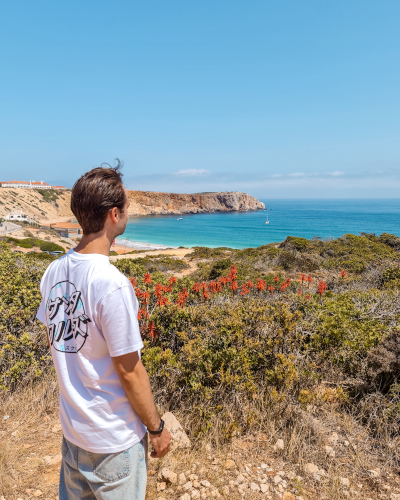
[148,419,164,435]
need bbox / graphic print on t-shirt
[46,281,92,353]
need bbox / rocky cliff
[0,189,264,222]
[126,191,265,215]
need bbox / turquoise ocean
[117,199,400,250]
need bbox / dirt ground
[2,380,400,500]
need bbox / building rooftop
[51,222,81,229]
[3,180,29,184]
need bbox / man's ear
[109,207,119,224]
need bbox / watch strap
[148,418,164,435]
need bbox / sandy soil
[109,247,194,261]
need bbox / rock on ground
[162,412,191,451]
[158,468,178,484]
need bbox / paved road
[0,221,21,236]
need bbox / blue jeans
[59,435,148,500]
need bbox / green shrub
[4,237,64,253]
[208,259,233,279]
[6,238,33,249]
[280,236,310,251]
[382,266,400,283]
[264,246,281,258]
[37,241,64,252]
[0,245,51,390]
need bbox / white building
[0,180,52,189]
[4,210,29,221]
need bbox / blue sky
[0,1,399,198]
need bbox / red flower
[240,284,250,296]
[144,273,152,286]
[273,276,279,283]
[317,281,327,298]
[340,269,347,278]
[305,294,311,301]
[147,321,158,340]
[256,278,266,291]
[246,280,254,288]
[176,287,189,308]
[156,296,170,307]
[300,274,306,283]
[192,282,201,293]
[129,277,136,287]
[297,289,302,296]
[142,290,150,304]
[268,285,274,296]
[137,308,149,320]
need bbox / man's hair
[71,161,126,234]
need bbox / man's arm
[112,351,171,458]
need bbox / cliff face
[0,189,264,222]
[126,191,265,216]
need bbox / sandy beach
[109,247,194,261]
[113,238,173,252]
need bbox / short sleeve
[98,285,144,357]
[36,299,46,325]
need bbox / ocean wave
[114,238,173,251]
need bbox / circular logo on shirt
[46,281,91,353]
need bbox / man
[37,164,171,500]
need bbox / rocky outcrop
[126,191,265,216]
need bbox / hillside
[1,233,400,499]
[0,188,72,223]
[0,189,264,223]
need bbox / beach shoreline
[113,238,176,252]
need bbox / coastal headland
[126,190,265,215]
[0,188,265,225]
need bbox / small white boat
[265,209,271,224]
[177,217,183,220]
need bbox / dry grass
[0,377,60,498]
[2,379,400,500]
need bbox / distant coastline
[116,199,400,250]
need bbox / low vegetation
[2,236,64,253]
[34,189,60,204]
[1,233,400,487]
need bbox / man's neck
[74,231,113,256]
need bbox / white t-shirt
[36,249,146,453]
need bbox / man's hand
[149,427,172,458]
[112,351,172,459]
